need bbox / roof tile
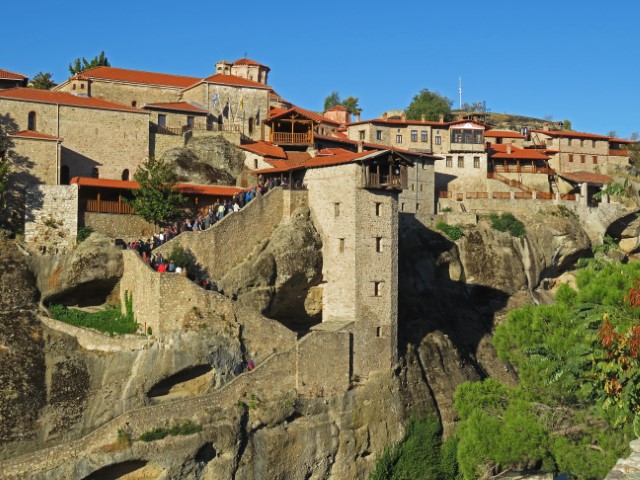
[9,130,63,141]
[70,177,242,195]
[76,66,200,88]
[239,141,287,159]
[0,88,146,113]
[200,73,271,90]
[0,69,27,80]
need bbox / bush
[489,212,526,237]
[139,421,202,442]
[167,244,195,270]
[49,291,137,335]
[436,221,464,241]
[77,226,94,243]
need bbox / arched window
[248,117,254,135]
[28,111,36,131]
[72,84,77,90]
[122,169,130,181]
[60,165,70,185]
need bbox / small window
[92,167,99,178]
[121,169,130,181]
[131,101,137,107]
[28,111,36,131]
[401,202,405,211]
[339,238,345,252]
[254,159,258,169]
[72,84,76,90]
[80,83,85,90]
[158,114,167,127]
[568,138,573,146]
[473,156,480,168]
[416,203,420,211]
[568,154,574,162]
[411,183,415,191]
[374,281,384,296]
[334,202,340,217]
[580,139,584,147]
[359,130,366,140]
[592,140,597,148]
[446,156,452,167]
[376,237,383,252]
[457,156,464,168]
[435,136,441,145]
[421,130,428,142]
[375,202,382,216]
[420,184,423,191]
[376,326,382,337]
[187,116,195,127]
[248,117,254,135]
[593,156,598,164]
[411,130,418,142]
[396,134,403,143]
[580,154,585,163]
[376,130,382,140]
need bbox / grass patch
[139,421,202,442]
[436,221,464,241]
[77,226,94,243]
[488,212,526,237]
[49,291,137,335]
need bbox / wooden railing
[609,149,629,157]
[492,192,511,199]
[271,132,313,144]
[366,172,405,190]
[154,123,241,135]
[492,165,554,174]
[466,192,489,199]
[438,191,452,198]
[536,192,554,200]
[85,199,134,215]
[560,193,576,201]
[514,192,533,199]
[438,191,576,202]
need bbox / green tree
[124,157,184,228]
[30,72,56,90]
[405,89,453,122]
[323,91,341,112]
[563,119,572,130]
[68,50,110,75]
[341,96,362,115]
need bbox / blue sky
[3,0,638,138]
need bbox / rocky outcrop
[162,135,246,185]
[28,232,124,307]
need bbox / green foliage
[68,50,110,75]
[139,420,202,442]
[124,156,185,228]
[563,119,572,130]
[167,244,195,270]
[116,427,132,446]
[323,91,362,115]
[488,212,526,237]
[246,393,260,410]
[30,72,56,90]
[49,291,137,335]
[593,179,630,201]
[77,226,93,243]
[592,234,617,254]
[370,417,461,480]
[405,89,453,122]
[323,91,341,111]
[436,221,464,241]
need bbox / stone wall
[82,212,156,241]
[400,158,436,215]
[25,185,78,254]
[296,331,350,396]
[154,188,307,279]
[80,80,183,107]
[9,136,61,184]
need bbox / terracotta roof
[532,129,610,140]
[314,134,442,160]
[0,88,147,113]
[256,150,387,174]
[0,69,27,80]
[490,144,549,160]
[9,130,63,141]
[316,148,353,155]
[238,140,286,159]
[332,131,350,139]
[232,58,270,71]
[144,102,209,114]
[70,177,242,196]
[265,106,340,125]
[610,137,633,144]
[484,130,525,139]
[285,151,311,166]
[199,73,271,90]
[326,105,348,111]
[558,171,613,185]
[73,66,200,88]
[348,117,447,128]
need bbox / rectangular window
[416,203,420,211]
[568,154,574,162]
[253,159,258,169]
[411,130,418,142]
[580,155,585,163]
[420,184,423,191]
[435,136,441,145]
[375,202,382,216]
[411,183,415,191]
[334,202,340,217]
[593,156,598,164]
[396,134,403,143]
[592,140,597,148]
[158,114,167,127]
[376,237,383,252]
[339,238,345,252]
[580,139,584,147]
[374,281,384,297]
[376,326,382,337]
[401,202,405,211]
[474,130,483,144]
[458,156,464,168]
[376,130,382,140]
[421,130,428,142]
[473,156,480,168]
[186,115,194,127]
[446,156,452,167]
[568,138,573,146]
[359,130,365,140]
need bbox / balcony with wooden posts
[85,196,134,214]
[265,108,317,145]
[363,163,408,191]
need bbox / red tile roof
[256,150,388,174]
[0,69,27,80]
[266,106,340,125]
[285,151,311,166]
[348,117,447,127]
[316,148,353,155]
[74,66,200,88]
[9,130,63,141]
[610,137,633,144]
[490,144,549,160]
[199,74,271,90]
[314,134,442,159]
[233,58,270,71]
[239,141,286,159]
[532,129,609,140]
[484,130,525,139]
[0,88,146,113]
[326,105,348,112]
[144,102,209,114]
[70,177,242,196]
[558,171,613,185]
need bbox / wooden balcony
[154,123,241,135]
[271,132,313,144]
[492,164,554,174]
[85,198,134,215]
[449,142,485,153]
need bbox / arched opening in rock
[82,460,160,480]
[265,273,323,335]
[195,442,217,464]
[45,278,120,308]
[605,210,640,241]
[147,364,213,400]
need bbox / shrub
[139,421,202,442]
[489,212,526,237]
[436,221,464,241]
[167,244,195,270]
[77,226,94,243]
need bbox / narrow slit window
[334,202,340,217]
[376,237,383,252]
[374,281,384,297]
[339,238,345,252]
[375,202,382,216]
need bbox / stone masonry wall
[154,188,307,279]
[296,331,350,396]
[10,137,60,184]
[82,212,156,241]
[400,159,436,215]
[25,184,78,255]
[81,80,183,107]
